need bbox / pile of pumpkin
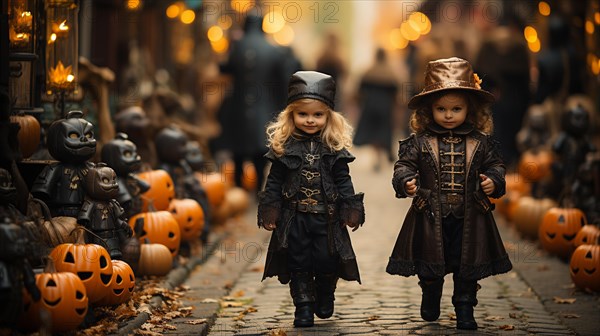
[490,151,600,293]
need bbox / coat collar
[426,122,474,136]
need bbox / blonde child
[386,58,512,330]
[258,71,364,328]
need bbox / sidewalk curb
[113,231,228,335]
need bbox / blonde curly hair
[266,99,353,156]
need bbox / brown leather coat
[386,125,512,281]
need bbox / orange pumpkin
[168,199,204,242]
[539,207,587,258]
[518,150,553,182]
[137,243,173,276]
[129,211,181,257]
[241,161,258,191]
[96,260,135,306]
[137,170,175,211]
[570,244,600,292]
[226,187,250,216]
[10,112,41,158]
[49,238,114,303]
[19,271,88,333]
[196,172,227,209]
[573,225,600,248]
[513,197,556,239]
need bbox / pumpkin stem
[69,225,111,249]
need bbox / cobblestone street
[157,147,598,336]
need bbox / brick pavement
[150,147,598,336]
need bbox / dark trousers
[287,212,338,275]
[442,214,463,274]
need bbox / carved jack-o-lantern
[570,244,600,292]
[539,207,587,258]
[129,211,181,257]
[49,239,114,303]
[96,260,135,306]
[46,110,96,163]
[85,164,119,201]
[137,170,175,211]
[168,199,204,242]
[573,225,600,248]
[101,133,142,176]
[19,271,88,333]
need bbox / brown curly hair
[409,90,494,134]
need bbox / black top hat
[287,71,336,109]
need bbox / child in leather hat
[386,57,512,330]
[258,71,365,327]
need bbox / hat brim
[407,87,495,110]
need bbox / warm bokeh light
[181,9,195,24]
[207,26,224,42]
[586,20,595,34]
[263,10,285,34]
[231,0,255,13]
[528,39,541,53]
[218,15,233,30]
[390,28,408,50]
[524,26,538,43]
[595,12,600,25]
[126,0,141,10]
[538,1,551,16]
[273,24,295,46]
[409,12,431,35]
[49,33,57,43]
[211,38,229,54]
[400,21,420,41]
[591,55,600,75]
[166,2,184,19]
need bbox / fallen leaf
[201,298,219,303]
[553,297,576,304]
[561,313,580,319]
[366,315,380,321]
[484,315,504,321]
[499,324,515,330]
[267,329,287,336]
[509,312,520,318]
[232,290,246,297]
[185,319,208,325]
[221,301,243,308]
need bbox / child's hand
[344,222,360,232]
[405,177,418,196]
[479,174,495,195]
[264,223,277,231]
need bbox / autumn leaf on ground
[366,315,380,321]
[185,319,208,325]
[499,325,515,330]
[232,289,246,297]
[221,301,243,308]
[553,297,576,304]
[484,315,504,321]
[561,313,581,318]
[267,329,287,336]
[201,298,219,303]
[234,306,259,320]
[134,330,163,336]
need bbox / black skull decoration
[101,133,142,176]
[155,126,188,164]
[46,111,96,163]
[563,104,590,136]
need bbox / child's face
[432,92,468,130]
[292,100,328,134]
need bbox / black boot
[418,277,444,321]
[314,273,338,319]
[452,278,478,330]
[290,272,315,327]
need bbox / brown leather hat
[408,57,494,109]
[287,71,336,109]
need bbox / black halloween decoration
[78,164,133,259]
[155,126,211,244]
[31,111,96,216]
[184,141,205,172]
[101,133,150,218]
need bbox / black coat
[353,80,398,151]
[386,126,512,281]
[257,136,364,284]
[217,17,288,155]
